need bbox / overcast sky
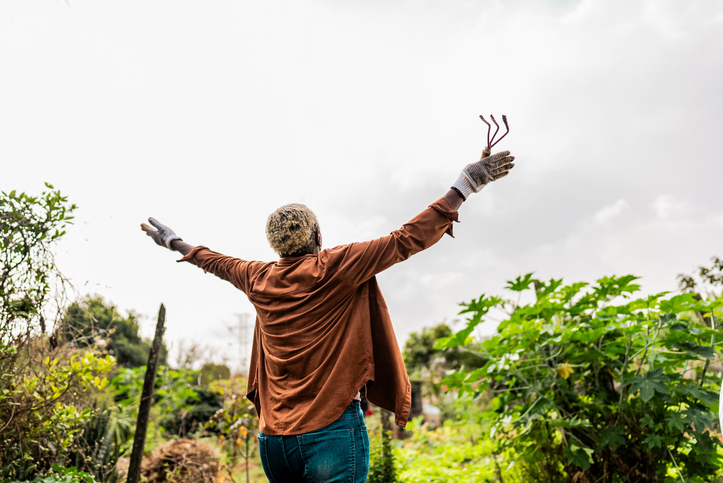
[3,0,722,371]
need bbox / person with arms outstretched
[141,146,515,483]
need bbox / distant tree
[403,322,486,374]
[200,362,231,385]
[678,255,723,297]
[404,323,451,373]
[61,295,168,368]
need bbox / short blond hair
[265,203,319,257]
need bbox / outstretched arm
[333,149,516,286]
[142,149,514,255]
[141,218,260,294]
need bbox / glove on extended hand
[452,150,515,200]
[141,217,182,250]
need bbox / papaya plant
[437,274,723,482]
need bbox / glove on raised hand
[452,150,515,200]
[141,217,182,250]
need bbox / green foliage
[404,323,486,376]
[63,403,132,483]
[368,429,398,483]
[111,366,223,440]
[0,185,118,481]
[60,296,167,369]
[404,323,487,410]
[404,324,454,371]
[0,183,76,335]
[441,273,723,481]
[369,411,398,483]
[205,378,258,482]
[396,415,521,483]
[678,256,723,297]
[1,351,115,480]
[4,465,98,483]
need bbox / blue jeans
[258,400,370,483]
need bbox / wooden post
[126,303,166,483]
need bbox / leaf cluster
[1,350,116,480]
[204,378,258,480]
[111,366,223,440]
[1,184,76,339]
[396,415,522,483]
[368,428,398,483]
[439,274,723,482]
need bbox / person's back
[141,146,515,482]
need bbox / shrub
[4,464,97,483]
[396,416,520,483]
[368,410,398,483]
[204,378,257,483]
[0,185,92,480]
[112,366,223,440]
[0,350,115,479]
[438,274,723,482]
[63,403,132,483]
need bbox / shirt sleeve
[328,197,459,287]
[177,246,264,294]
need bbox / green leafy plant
[204,377,258,483]
[1,351,115,479]
[0,184,76,335]
[112,366,223,442]
[368,410,398,483]
[3,465,97,483]
[396,414,520,483]
[0,185,91,480]
[438,274,723,482]
[64,403,132,483]
[29,465,97,483]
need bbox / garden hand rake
[479,114,510,160]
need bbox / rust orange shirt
[178,197,458,435]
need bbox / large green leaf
[672,342,715,360]
[598,426,626,450]
[666,411,687,433]
[564,443,593,471]
[506,273,536,292]
[629,369,670,402]
[659,293,699,314]
[678,383,719,406]
[643,433,663,450]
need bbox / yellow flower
[555,363,574,379]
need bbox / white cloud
[593,199,628,224]
[651,195,693,219]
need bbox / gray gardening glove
[451,150,515,200]
[141,217,182,250]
